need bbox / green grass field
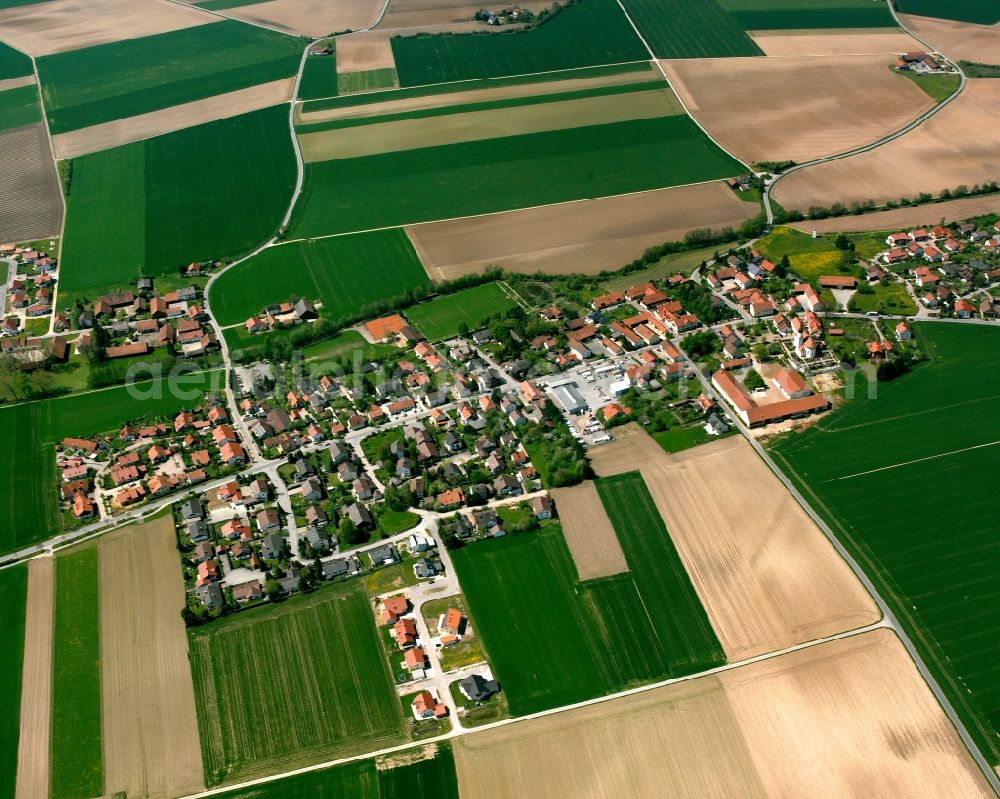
[0,84,40,131]
[896,68,961,102]
[406,282,517,340]
[0,41,32,81]
[719,0,897,28]
[210,744,459,798]
[770,322,1000,765]
[895,0,999,24]
[390,0,648,87]
[190,583,407,786]
[848,281,917,315]
[299,50,338,101]
[452,473,723,715]
[210,229,429,326]
[0,370,223,555]
[620,0,762,58]
[339,68,397,94]
[50,548,102,799]
[0,565,27,799]
[290,115,745,238]
[60,105,295,302]
[37,21,302,133]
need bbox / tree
[834,233,850,251]
[88,323,110,364]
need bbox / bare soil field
[454,629,994,798]
[589,427,879,660]
[0,75,35,94]
[375,0,547,33]
[336,31,397,74]
[773,79,1000,211]
[749,29,924,57]
[299,87,682,161]
[551,482,628,581]
[0,123,63,244]
[52,78,295,159]
[180,0,380,37]
[297,67,658,124]
[0,0,216,57]
[15,557,54,799]
[98,515,204,799]
[899,14,1000,64]
[406,181,756,280]
[790,194,1000,234]
[661,56,933,165]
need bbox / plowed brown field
[455,630,994,798]
[790,194,1000,234]
[0,123,63,243]
[749,29,924,56]
[336,31,396,73]
[661,55,933,165]
[99,516,203,799]
[773,79,1000,212]
[181,0,381,37]
[588,427,879,660]
[407,181,758,279]
[551,482,628,580]
[899,14,1000,64]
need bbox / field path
[14,557,54,799]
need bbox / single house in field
[441,607,464,636]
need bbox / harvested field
[773,79,1000,211]
[204,0,380,36]
[899,13,1000,64]
[336,31,396,74]
[99,516,203,799]
[0,74,34,93]
[14,559,50,799]
[52,78,294,159]
[454,629,994,799]
[790,194,1000,233]
[661,55,934,165]
[589,426,879,660]
[0,0,215,57]
[407,182,759,280]
[749,29,924,56]
[0,123,62,243]
[376,0,547,32]
[300,87,682,161]
[551,483,628,580]
[297,66,658,124]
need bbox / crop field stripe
[619,0,762,58]
[0,564,27,799]
[50,548,102,799]
[719,0,898,30]
[0,40,32,82]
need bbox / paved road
[674,337,1000,796]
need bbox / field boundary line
[831,440,1000,482]
[498,280,531,311]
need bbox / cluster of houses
[2,243,58,334]
[243,297,318,336]
[382,595,433,680]
[711,366,829,428]
[57,442,99,521]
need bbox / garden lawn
[849,281,916,315]
[37,21,302,134]
[0,565,27,799]
[405,283,516,340]
[210,229,428,326]
[290,115,745,238]
[50,548,102,799]
[894,0,1000,25]
[376,509,421,534]
[0,84,40,131]
[719,0,898,29]
[0,370,222,555]
[0,41,32,81]
[452,474,723,716]
[619,0,761,58]
[190,583,406,786]
[390,0,647,87]
[208,744,458,798]
[770,323,1000,766]
[60,105,295,302]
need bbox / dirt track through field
[773,79,1000,212]
[15,557,53,799]
[455,630,993,798]
[899,13,1000,64]
[0,0,217,57]
[52,78,295,159]
[297,67,660,124]
[552,483,628,580]
[299,88,682,161]
[0,123,63,243]
[661,55,934,165]
[336,31,397,74]
[790,194,1000,234]
[406,181,758,279]
[749,29,924,56]
[99,516,204,799]
[589,427,879,660]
